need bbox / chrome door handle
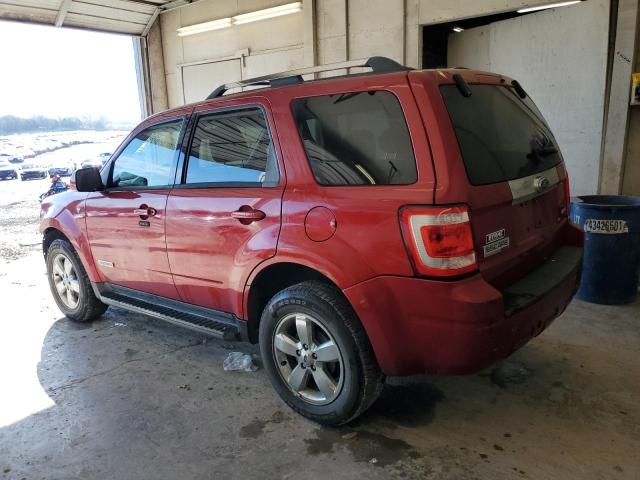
[134,206,157,217]
[230,208,266,222]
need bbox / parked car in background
[0,160,19,180]
[98,152,112,163]
[40,57,584,425]
[48,160,77,177]
[20,163,49,180]
[80,158,104,169]
[0,153,23,164]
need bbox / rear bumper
[344,226,583,376]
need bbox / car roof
[142,66,512,129]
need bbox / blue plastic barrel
[570,195,640,304]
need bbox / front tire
[46,239,108,322]
[259,281,384,426]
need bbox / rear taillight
[400,205,477,277]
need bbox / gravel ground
[0,139,124,263]
[0,176,48,262]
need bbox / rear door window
[440,85,562,185]
[185,108,279,187]
[291,91,417,186]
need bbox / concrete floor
[1,180,639,479]
[1,251,639,480]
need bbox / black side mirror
[74,167,104,192]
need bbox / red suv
[40,57,583,425]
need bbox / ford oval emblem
[533,176,550,193]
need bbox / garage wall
[160,0,305,107]
[157,0,565,107]
[448,0,610,196]
[153,0,630,195]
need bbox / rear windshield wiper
[332,92,362,104]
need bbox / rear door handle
[230,208,266,223]
[134,206,157,218]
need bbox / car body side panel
[165,97,285,317]
[245,73,435,292]
[39,190,101,282]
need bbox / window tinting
[441,85,562,186]
[291,91,417,186]
[111,120,182,188]
[186,108,278,186]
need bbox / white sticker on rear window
[583,219,629,234]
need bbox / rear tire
[259,281,384,426]
[46,239,108,322]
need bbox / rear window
[441,85,562,186]
[291,91,417,186]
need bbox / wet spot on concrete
[490,361,534,388]
[304,428,336,455]
[347,431,416,467]
[239,410,289,439]
[614,465,623,473]
[479,453,488,460]
[304,428,420,467]
[270,410,287,423]
[493,444,504,451]
[239,418,266,439]
[356,383,444,427]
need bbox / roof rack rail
[205,56,411,100]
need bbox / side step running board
[94,284,241,341]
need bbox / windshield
[440,84,562,185]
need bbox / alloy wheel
[51,253,80,309]
[273,313,344,405]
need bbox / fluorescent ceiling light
[233,2,302,25]
[452,26,465,33]
[176,2,302,37]
[517,1,581,13]
[177,17,232,36]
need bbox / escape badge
[483,229,510,257]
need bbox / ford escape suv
[40,57,583,425]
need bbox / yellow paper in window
[632,73,640,106]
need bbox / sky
[0,20,141,123]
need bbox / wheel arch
[244,262,347,343]
[42,227,70,256]
[41,221,100,283]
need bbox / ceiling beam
[54,0,72,27]
[141,7,160,36]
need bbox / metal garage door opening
[0,20,141,169]
[0,17,145,427]
[421,0,610,197]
